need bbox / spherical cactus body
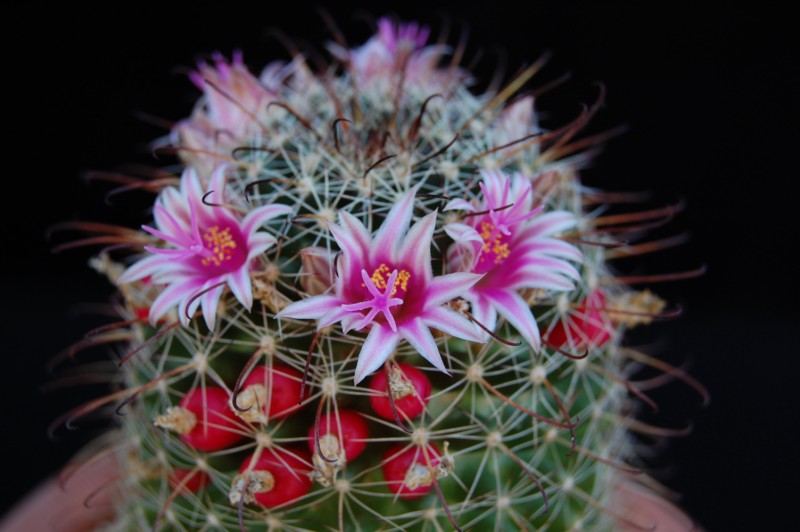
[62,15,702,531]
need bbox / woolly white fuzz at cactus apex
[17,12,711,532]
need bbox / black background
[4,2,797,529]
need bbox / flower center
[201,225,237,267]
[475,221,511,273]
[342,264,412,332]
[191,223,247,274]
[368,263,411,299]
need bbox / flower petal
[227,267,253,310]
[399,318,449,376]
[242,204,293,235]
[443,198,476,212]
[399,211,436,280]
[278,294,342,321]
[317,307,352,330]
[338,211,372,255]
[519,211,577,239]
[200,283,225,330]
[118,254,171,284]
[422,306,484,343]
[467,294,497,336]
[149,279,201,326]
[246,232,278,258]
[524,239,584,262]
[504,266,576,291]
[330,220,369,275]
[483,290,541,350]
[424,272,483,307]
[371,188,416,262]
[354,325,400,384]
[444,222,483,246]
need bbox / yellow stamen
[368,263,411,296]
[479,222,511,264]
[201,226,237,267]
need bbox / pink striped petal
[278,294,342,321]
[506,268,576,291]
[330,221,369,269]
[200,283,225,330]
[523,239,583,261]
[341,313,362,333]
[227,267,253,310]
[443,198,476,212]
[400,318,448,376]
[118,254,171,284]
[467,294,497,337]
[518,256,581,281]
[444,222,483,246]
[425,272,483,307]
[354,325,400,384]
[319,306,358,330]
[247,232,278,258]
[399,211,436,280]
[422,306,484,343]
[338,211,372,254]
[149,279,201,326]
[519,211,576,238]
[370,188,415,262]
[483,290,541,350]
[242,204,293,235]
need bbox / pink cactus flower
[278,189,484,384]
[330,17,458,90]
[494,95,538,148]
[445,170,582,349]
[118,167,291,329]
[173,52,288,175]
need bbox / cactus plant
[53,15,705,531]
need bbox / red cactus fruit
[369,363,431,421]
[308,410,369,461]
[172,386,244,452]
[545,290,612,349]
[238,447,312,508]
[169,468,211,493]
[382,443,442,499]
[237,364,304,421]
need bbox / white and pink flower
[173,52,289,175]
[445,170,582,349]
[118,167,291,329]
[278,189,484,384]
[330,17,458,90]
